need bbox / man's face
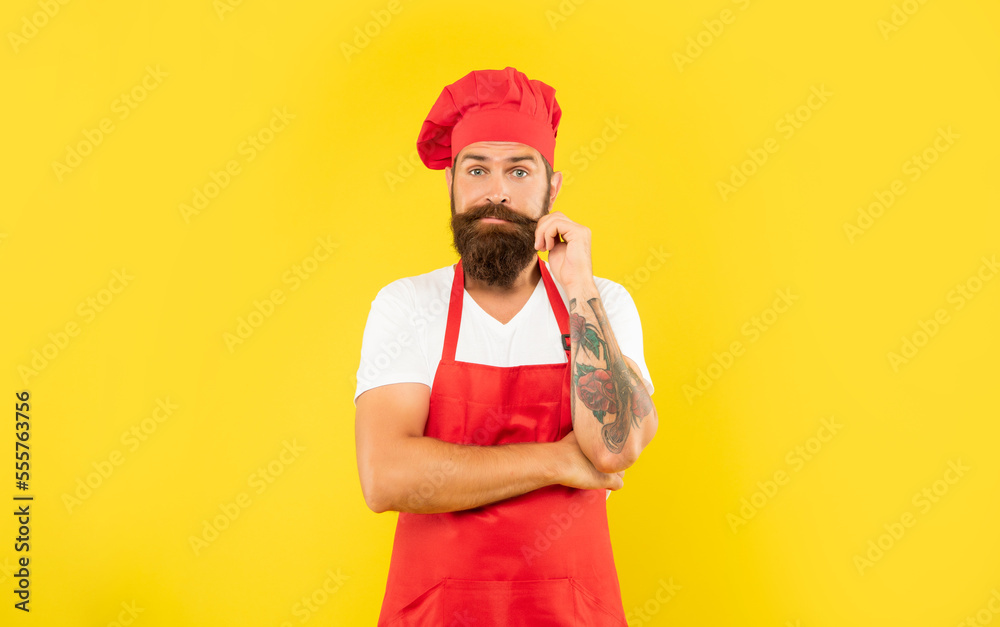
[445,141,561,288]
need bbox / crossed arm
[355,383,625,514]
[355,283,657,514]
[566,281,658,474]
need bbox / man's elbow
[360,481,383,514]
[593,408,658,474]
[592,454,631,475]
[359,465,395,514]
[593,444,639,474]
[584,434,637,473]
[362,487,391,514]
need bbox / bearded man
[354,66,658,626]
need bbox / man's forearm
[567,280,657,473]
[371,436,562,514]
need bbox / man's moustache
[463,204,536,225]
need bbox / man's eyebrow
[458,153,539,166]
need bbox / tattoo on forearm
[569,296,653,454]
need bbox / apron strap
[537,257,571,355]
[442,255,572,362]
[442,260,466,362]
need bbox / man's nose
[485,174,509,204]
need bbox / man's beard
[450,190,550,289]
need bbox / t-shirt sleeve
[353,281,430,406]
[600,282,655,396]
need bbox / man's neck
[463,256,542,297]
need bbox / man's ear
[445,166,453,190]
[549,171,563,206]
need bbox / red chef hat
[416,66,562,170]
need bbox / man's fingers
[535,221,557,251]
[535,215,567,242]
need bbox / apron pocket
[569,578,628,626]
[445,578,576,626]
[386,578,581,626]
[386,578,625,627]
[383,580,445,626]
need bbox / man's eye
[469,168,484,175]
[513,169,528,177]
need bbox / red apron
[377,255,627,626]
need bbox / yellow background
[2,0,999,625]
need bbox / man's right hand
[556,430,625,492]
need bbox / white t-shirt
[353,260,654,405]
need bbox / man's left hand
[534,211,594,290]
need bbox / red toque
[416,67,561,170]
